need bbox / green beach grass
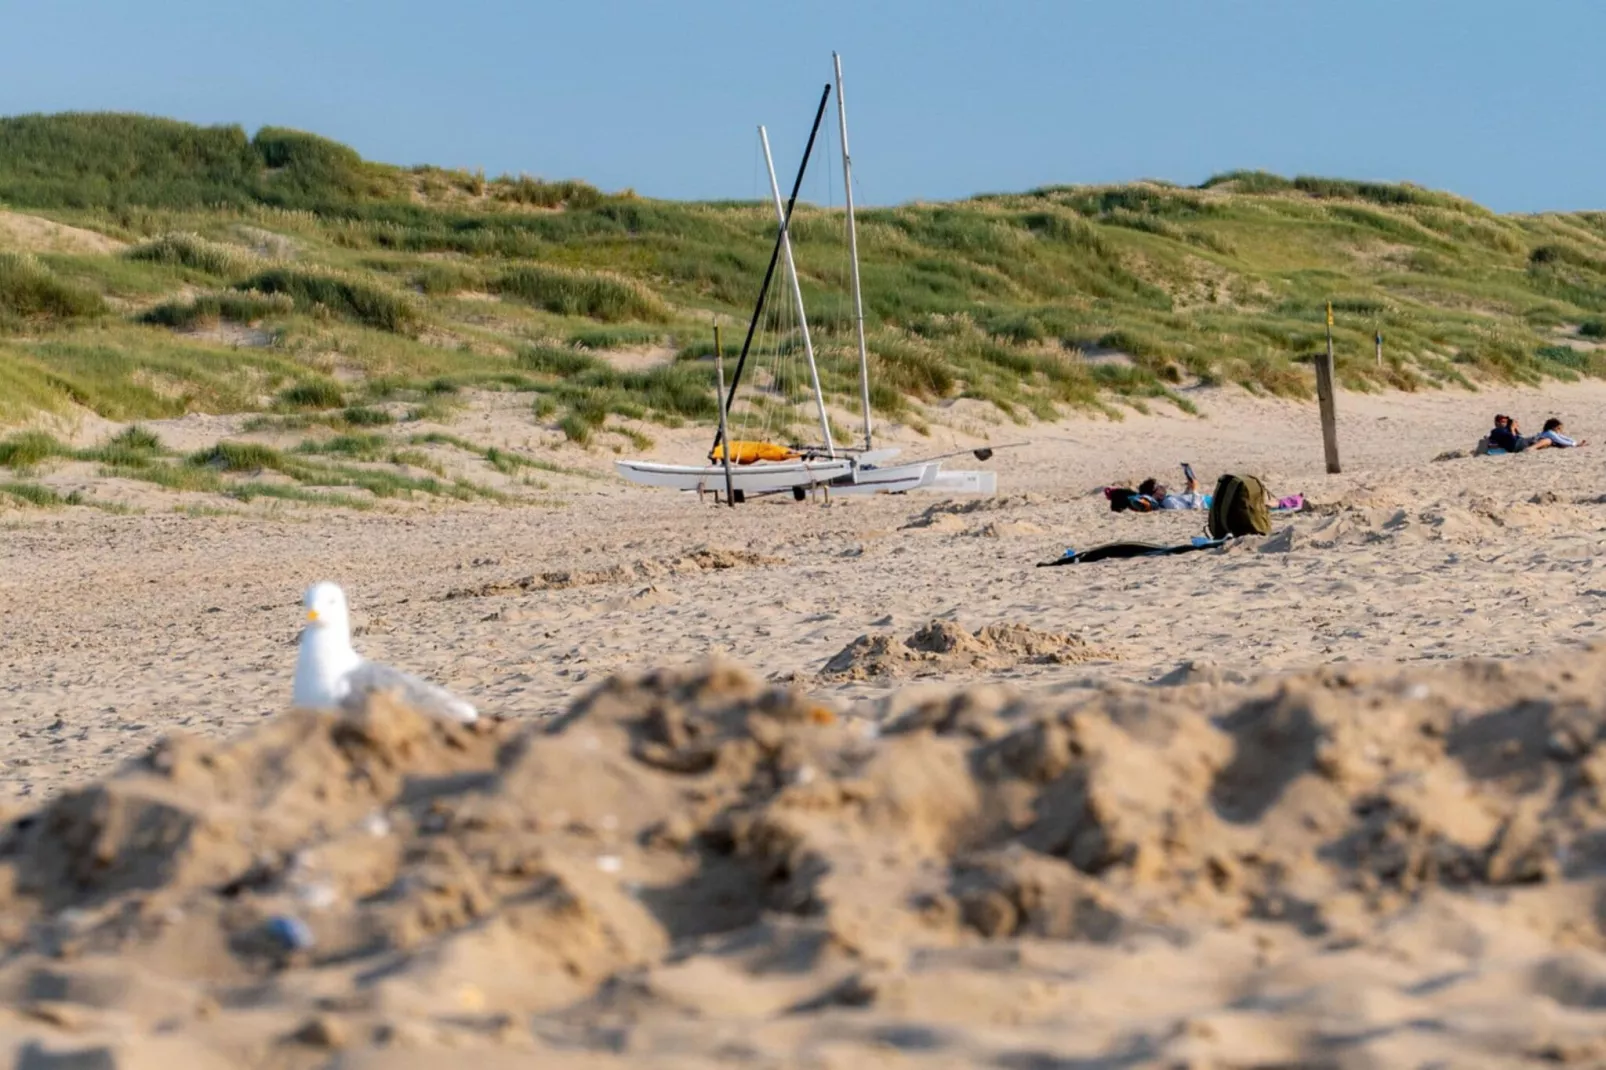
[3,115,1605,443]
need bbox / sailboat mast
[759,125,836,460]
[833,52,872,453]
[712,83,832,458]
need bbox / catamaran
[615,55,994,499]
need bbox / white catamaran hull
[917,469,998,495]
[615,458,854,494]
[829,461,937,496]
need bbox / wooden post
[1316,302,1341,474]
[713,324,736,507]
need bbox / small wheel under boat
[792,486,807,502]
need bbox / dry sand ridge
[1,649,1606,1065]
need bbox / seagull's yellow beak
[306,609,319,622]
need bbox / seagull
[292,581,478,724]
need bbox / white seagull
[292,581,478,724]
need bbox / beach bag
[1207,474,1271,538]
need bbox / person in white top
[1137,474,1207,510]
[1535,417,1586,449]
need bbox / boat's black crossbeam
[710,82,833,458]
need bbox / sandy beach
[4,380,1606,1066]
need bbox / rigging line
[760,121,834,459]
[752,134,761,203]
[755,263,784,443]
[711,82,833,458]
[903,441,1031,465]
[760,245,792,444]
[742,263,778,443]
[775,253,795,441]
[744,236,788,448]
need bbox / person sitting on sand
[1534,417,1586,449]
[1137,475,1206,511]
[1488,413,1524,452]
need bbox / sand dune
[822,620,1106,680]
[0,210,126,256]
[1,652,1606,1065]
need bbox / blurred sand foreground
[3,381,1606,1066]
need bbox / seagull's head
[302,582,350,634]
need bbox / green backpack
[1207,474,1272,538]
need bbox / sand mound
[9,651,1606,1062]
[0,210,125,255]
[447,546,783,599]
[1301,494,1575,550]
[971,519,1046,538]
[822,620,1105,680]
[901,495,1039,530]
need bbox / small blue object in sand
[265,915,315,951]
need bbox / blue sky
[2,0,1602,212]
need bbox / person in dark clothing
[1488,413,1523,452]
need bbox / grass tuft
[190,441,289,473]
[278,380,346,410]
[238,268,420,333]
[0,252,104,327]
[340,405,393,427]
[140,290,292,329]
[126,232,253,276]
[0,430,68,469]
[0,481,63,507]
[109,425,164,452]
[494,266,667,323]
[557,412,593,444]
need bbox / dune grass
[407,430,597,478]
[140,290,292,329]
[0,333,306,420]
[0,424,169,471]
[184,439,499,501]
[126,232,256,276]
[276,379,347,409]
[0,429,65,469]
[0,419,503,508]
[2,112,1606,442]
[238,267,420,334]
[494,265,668,323]
[0,481,64,507]
[0,114,401,210]
[0,252,104,328]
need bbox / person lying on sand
[1534,417,1586,449]
[1137,475,1206,511]
[1105,484,1183,512]
[1107,475,1301,515]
